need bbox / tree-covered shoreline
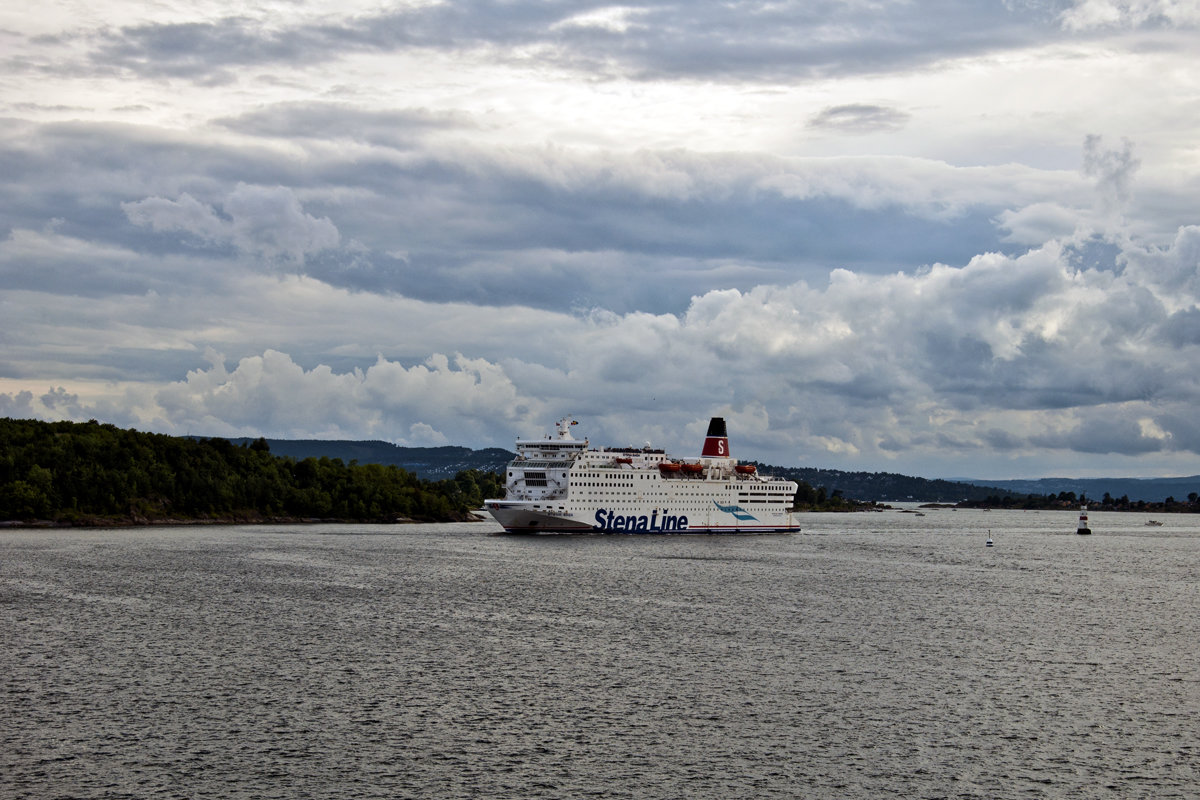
[8,416,1195,526]
[0,418,503,526]
[955,490,1200,514]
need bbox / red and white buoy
[1076,505,1092,535]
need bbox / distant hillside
[958,476,1200,504]
[220,438,1200,503]
[220,438,1007,502]
[227,439,514,480]
[751,464,1010,503]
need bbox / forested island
[0,418,502,526]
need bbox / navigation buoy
[985,530,993,547]
[1076,506,1092,536]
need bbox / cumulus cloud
[0,391,36,418]
[123,184,339,263]
[0,386,101,424]
[39,386,82,412]
[122,193,228,242]
[4,215,1182,478]
[996,202,1082,245]
[1119,225,1200,308]
[224,185,340,262]
[151,348,536,443]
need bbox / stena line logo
[714,501,757,521]
[594,509,689,532]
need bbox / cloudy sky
[3,0,1200,479]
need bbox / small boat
[1076,506,1091,535]
[734,464,757,474]
[614,456,633,464]
[1145,519,1163,527]
[681,463,704,474]
[657,461,682,473]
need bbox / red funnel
[701,417,729,458]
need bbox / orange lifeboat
[614,457,633,464]
[681,463,704,475]
[658,461,682,473]
[734,464,756,474]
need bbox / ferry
[484,417,801,534]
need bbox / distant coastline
[0,512,491,529]
[5,417,1199,526]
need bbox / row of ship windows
[573,489,745,495]
[546,481,789,496]
[577,501,726,508]
[576,472,747,490]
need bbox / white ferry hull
[486,502,595,533]
[487,499,800,535]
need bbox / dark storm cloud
[82,1,1069,83]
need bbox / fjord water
[3,509,1197,799]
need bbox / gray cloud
[6,213,1200,471]
[1033,411,1166,455]
[5,117,1033,314]
[1082,134,1139,217]
[79,1,1067,83]
[0,390,35,418]
[809,104,911,134]
[216,104,480,148]
[1059,0,1200,30]
[88,17,317,83]
[7,1,1200,479]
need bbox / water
[2,508,1198,799]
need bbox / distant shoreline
[0,513,491,529]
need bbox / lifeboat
[614,457,633,464]
[734,464,756,474]
[658,462,682,473]
[680,463,704,474]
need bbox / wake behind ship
[484,417,800,534]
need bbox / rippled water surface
[3,509,1199,798]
